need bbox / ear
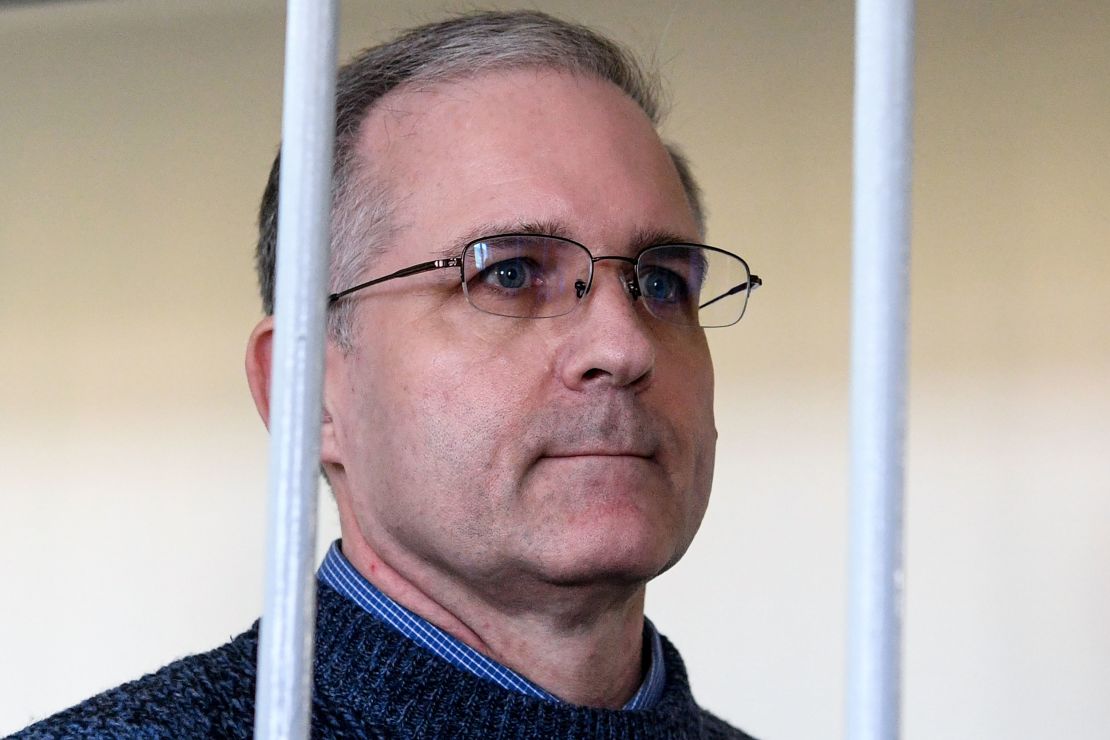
[247,316,344,469]
[245,316,275,429]
[320,341,345,466]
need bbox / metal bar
[846,0,915,739]
[254,1,338,738]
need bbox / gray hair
[255,10,705,350]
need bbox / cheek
[656,340,717,490]
[363,332,547,494]
[660,337,715,422]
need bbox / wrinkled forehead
[349,68,698,262]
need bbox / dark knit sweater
[13,583,754,739]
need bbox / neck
[339,529,648,709]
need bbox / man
[17,10,759,738]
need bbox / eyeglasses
[328,233,762,328]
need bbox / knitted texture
[13,583,754,739]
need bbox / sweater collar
[307,580,725,736]
[317,539,666,710]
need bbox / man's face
[324,69,717,606]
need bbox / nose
[557,263,655,392]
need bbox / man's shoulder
[11,626,259,739]
[654,632,759,740]
[698,707,760,740]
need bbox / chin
[519,463,707,586]
[534,517,691,588]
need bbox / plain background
[2,1,1108,737]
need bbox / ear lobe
[245,316,275,428]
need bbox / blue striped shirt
[318,540,666,710]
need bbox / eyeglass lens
[462,235,752,327]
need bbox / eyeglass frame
[327,232,762,327]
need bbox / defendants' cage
[254,2,914,738]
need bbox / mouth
[539,450,659,471]
[544,451,654,460]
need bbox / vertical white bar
[254,1,338,738]
[847,1,915,739]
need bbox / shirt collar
[317,540,665,710]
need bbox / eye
[481,258,536,291]
[640,267,687,303]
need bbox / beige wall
[2,1,1107,737]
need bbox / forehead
[354,68,699,260]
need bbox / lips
[543,450,654,459]
[539,439,659,462]
[539,433,658,461]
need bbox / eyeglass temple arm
[328,258,462,303]
[697,274,762,310]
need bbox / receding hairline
[337,65,700,244]
[360,62,660,127]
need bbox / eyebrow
[433,218,574,259]
[627,226,701,252]
[434,220,699,259]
